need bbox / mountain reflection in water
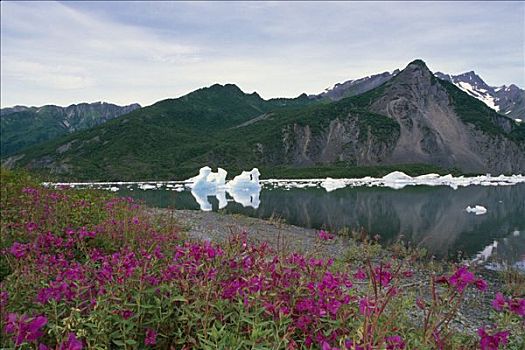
[118,183,525,264]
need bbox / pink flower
[478,328,509,350]
[9,242,29,259]
[354,268,367,280]
[449,266,475,292]
[120,310,134,319]
[402,270,414,278]
[374,267,392,287]
[475,278,488,292]
[385,335,405,350]
[492,292,507,312]
[509,298,525,317]
[145,328,157,346]
[318,230,334,241]
[358,298,375,316]
[5,313,47,346]
[345,340,365,350]
[59,333,83,350]
[26,222,38,232]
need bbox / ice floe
[263,172,525,192]
[185,167,262,211]
[321,178,347,192]
[466,205,487,215]
[44,171,525,194]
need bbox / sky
[1,1,524,108]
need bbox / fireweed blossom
[5,313,47,346]
[492,292,507,311]
[2,175,520,349]
[144,328,157,346]
[319,230,334,241]
[385,335,406,350]
[59,333,83,350]
[478,328,509,350]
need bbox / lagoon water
[114,182,525,266]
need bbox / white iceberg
[227,168,261,190]
[187,166,228,190]
[321,178,347,192]
[187,167,261,210]
[466,205,487,215]
[225,168,261,209]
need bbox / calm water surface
[117,183,525,265]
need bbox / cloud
[1,1,523,107]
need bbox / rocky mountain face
[316,69,524,121]
[268,60,524,174]
[357,60,524,173]
[1,102,141,155]
[313,70,400,101]
[435,72,525,121]
[3,60,524,180]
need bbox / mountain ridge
[1,102,141,156]
[3,59,524,180]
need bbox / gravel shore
[148,208,353,257]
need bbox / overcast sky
[1,1,524,107]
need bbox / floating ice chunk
[474,240,498,262]
[415,173,441,180]
[138,184,156,190]
[207,167,227,187]
[225,168,261,208]
[321,178,346,192]
[382,171,413,181]
[188,166,228,190]
[227,168,261,190]
[466,205,487,215]
[381,171,414,189]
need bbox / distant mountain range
[315,69,524,121]
[1,102,141,156]
[434,72,524,121]
[3,59,523,181]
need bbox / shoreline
[147,208,353,258]
[147,207,507,334]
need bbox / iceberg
[321,178,347,192]
[186,167,261,210]
[226,168,261,190]
[466,205,487,215]
[187,166,227,190]
[225,168,261,209]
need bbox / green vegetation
[4,62,524,182]
[440,80,525,142]
[9,84,401,181]
[1,103,140,156]
[2,168,524,349]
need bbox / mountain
[434,71,524,121]
[1,102,141,156]
[315,69,524,122]
[313,70,400,101]
[2,86,316,179]
[3,60,524,180]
